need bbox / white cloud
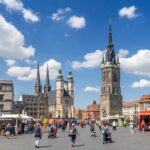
[67,16,86,29]
[22,9,39,22]
[72,50,103,69]
[7,59,61,81]
[120,49,150,77]
[0,15,35,59]
[71,49,150,78]
[51,7,72,21]
[24,59,37,65]
[5,59,16,66]
[0,0,23,11]
[131,79,150,88]
[0,0,39,22]
[118,49,129,58]
[84,86,100,93]
[119,6,138,19]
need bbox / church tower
[100,20,122,117]
[44,64,51,93]
[67,71,74,102]
[56,70,64,105]
[35,62,42,94]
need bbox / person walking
[112,120,117,131]
[69,123,79,147]
[34,123,42,148]
[61,123,66,133]
[129,120,134,134]
[98,122,102,131]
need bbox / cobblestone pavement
[0,126,150,150]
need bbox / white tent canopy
[101,115,125,121]
[0,114,33,119]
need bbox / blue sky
[0,0,150,109]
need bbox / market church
[21,63,75,118]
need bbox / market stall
[139,110,150,131]
[0,114,33,134]
[101,115,125,126]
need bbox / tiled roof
[123,100,139,107]
[140,95,150,102]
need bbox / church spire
[105,19,116,64]
[35,61,42,93]
[36,61,41,85]
[44,64,51,93]
[45,64,50,86]
[108,19,113,46]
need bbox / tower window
[114,72,117,82]
[0,95,4,101]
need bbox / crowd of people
[0,119,142,148]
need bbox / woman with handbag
[69,123,79,147]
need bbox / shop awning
[140,111,150,116]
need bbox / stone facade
[122,101,139,120]
[86,101,100,120]
[100,21,122,117]
[21,94,48,118]
[48,70,75,118]
[17,63,74,119]
[0,80,14,115]
[140,95,150,111]
[19,63,48,118]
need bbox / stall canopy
[140,110,150,116]
[48,118,64,124]
[0,114,33,119]
[101,115,125,121]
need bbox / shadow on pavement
[74,144,85,147]
[39,145,51,148]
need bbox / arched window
[103,71,105,81]
[107,71,111,80]
[114,72,117,82]
[103,87,106,93]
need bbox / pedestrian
[34,123,42,148]
[61,123,66,133]
[129,120,134,134]
[124,120,127,127]
[112,120,117,131]
[69,123,79,147]
[141,120,145,131]
[90,123,96,137]
[5,123,11,139]
[98,122,102,131]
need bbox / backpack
[69,128,75,136]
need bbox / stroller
[48,127,56,139]
[102,126,112,144]
[90,126,96,137]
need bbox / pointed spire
[105,19,116,63]
[108,19,113,46]
[44,64,51,93]
[36,61,41,85]
[35,61,42,93]
[45,64,50,86]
